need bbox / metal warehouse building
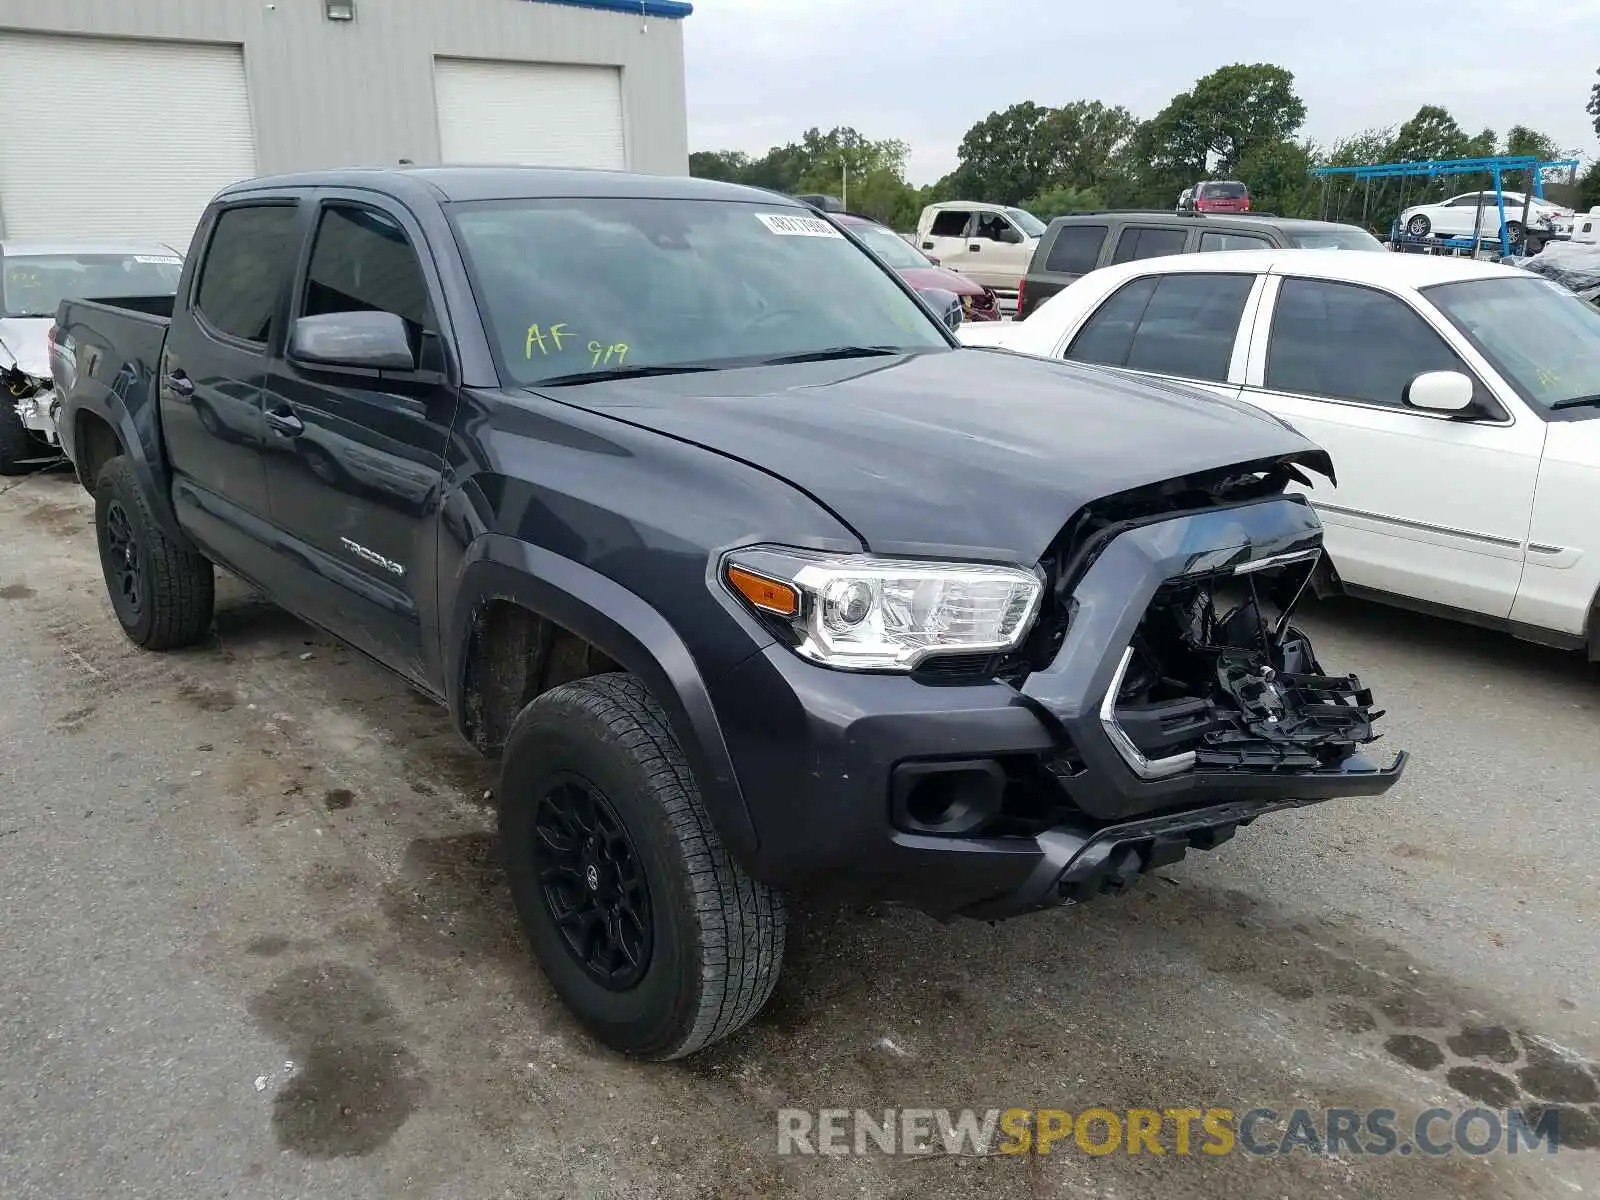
[0,0,692,247]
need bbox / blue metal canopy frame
[1310,155,1580,256]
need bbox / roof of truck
[221,165,801,207]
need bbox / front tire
[1406,215,1431,238]
[0,400,35,476]
[94,455,215,649]
[499,673,786,1060]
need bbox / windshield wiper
[533,363,721,387]
[1550,393,1600,411]
[750,345,907,366]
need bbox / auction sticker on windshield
[756,213,844,238]
[134,255,182,265]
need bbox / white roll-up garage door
[0,33,257,249]
[434,59,626,171]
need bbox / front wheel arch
[447,536,760,866]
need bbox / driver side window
[974,212,1011,242]
[1264,278,1478,408]
[303,203,436,352]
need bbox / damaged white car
[2,240,182,474]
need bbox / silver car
[1,238,183,474]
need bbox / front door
[921,208,976,276]
[258,196,460,687]
[962,211,1022,291]
[1239,274,1544,619]
[160,199,304,583]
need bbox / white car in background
[958,249,1600,658]
[1400,190,1570,243]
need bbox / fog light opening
[892,760,1006,836]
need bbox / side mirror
[918,287,963,330]
[999,227,1024,245]
[289,311,416,372]
[1405,369,1474,413]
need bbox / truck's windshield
[451,198,951,385]
[1,252,182,318]
[1425,275,1600,412]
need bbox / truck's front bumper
[709,496,1406,919]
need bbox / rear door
[1058,269,1263,402]
[1024,222,1107,316]
[258,193,460,687]
[161,197,304,583]
[920,208,974,270]
[1109,224,1192,265]
[1238,274,1543,619]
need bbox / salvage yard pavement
[1,467,1597,1200]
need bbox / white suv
[958,249,1600,657]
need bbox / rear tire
[499,673,786,1059]
[94,455,214,649]
[0,400,35,476]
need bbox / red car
[835,213,1000,321]
[1181,180,1252,214]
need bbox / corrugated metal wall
[0,0,687,175]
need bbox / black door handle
[969,242,982,252]
[265,407,304,437]
[166,371,194,397]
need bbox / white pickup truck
[914,201,1044,305]
[1,238,182,474]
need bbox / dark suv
[1015,212,1385,320]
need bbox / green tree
[1039,100,1139,193]
[949,102,1061,205]
[1025,184,1106,219]
[688,150,750,182]
[1145,63,1307,177]
[1588,69,1600,139]
[1235,138,1317,218]
[1503,125,1560,161]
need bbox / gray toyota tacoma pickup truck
[54,167,1405,1059]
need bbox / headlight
[722,545,1043,671]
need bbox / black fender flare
[445,533,759,863]
[64,376,184,542]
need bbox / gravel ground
[0,466,1596,1200]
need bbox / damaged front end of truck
[958,452,1406,916]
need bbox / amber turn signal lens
[726,564,799,617]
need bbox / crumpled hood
[533,348,1328,559]
[0,317,51,378]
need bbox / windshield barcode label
[756,213,843,238]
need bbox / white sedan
[1399,190,1569,242]
[959,249,1600,657]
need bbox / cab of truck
[914,201,1044,305]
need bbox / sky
[681,0,1600,186]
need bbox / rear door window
[1111,226,1188,264]
[1067,273,1253,383]
[929,210,972,238]
[1043,224,1108,274]
[194,204,300,344]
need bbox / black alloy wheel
[532,773,653,990]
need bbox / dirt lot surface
[1,467,1596,1199]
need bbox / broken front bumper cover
[1022,494,1404,821]
[709,493,1405,920]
